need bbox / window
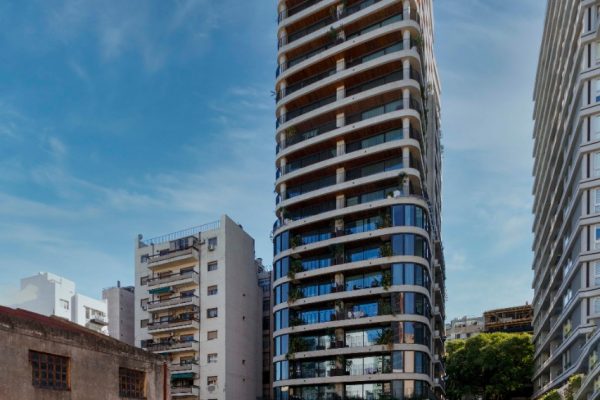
[595,262,600,286]
[140,298,149,311]
[595,153,600,177]
[30,351,69,390]
[180,290,195,298]
[140,254,149,263]
[208,285,218,296]
[140,276,149,286]
[594,297,600,315]
[119,367,145,398]
[207,353,218,364]
[208,237,218,249]
[60,299,69,310]
[595,189,600,213]
[207,330,218,340]
[180,334,195,342]
[596,79,600,102]
[207,308,218,318]
[208,261,218,271]
[207,376,218,385]
[595,225,600,249]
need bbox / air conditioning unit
[207,385,215,392]
[208,244,216,251]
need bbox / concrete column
[336,85,345,101]
[278,2,287,21]
[336,195,345,209]
[280,157,287,175]
[403,30,411,50]
[280,183,287,200]
[279,81,287,100]
[279,132,287,149]
[279,105,287,125]
[402,89,410,109]
[336,140,345,156]
[402,147,410,169]
[278,54,287,74]
[336,167,345,184]
[336,58,346,72]
[403,0,411,20]
[403,59,411,80]
[402,118,410,139]
[336,112,346,128]
[279,28,287,48]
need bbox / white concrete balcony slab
[147,318,200,333]
[171,386,199,397]
[147,295,199,311]
[147,270,199,289]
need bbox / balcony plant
[378,300,392,316]
[376,328,394,349]
[377,209,391,229]
[291,234,302,249]
[289,336,309,354]
[565,373,584,400]
[563,320,572,339]
[287,258,303,280]
[380,242,392,257]
[288,287,304,304]
[285,126,297,141]
[381,270,392,291]
[290,314,303,327]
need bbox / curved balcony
[278,0,330,23]
[276,16,421,80]
[276,97,422,152]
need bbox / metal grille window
[29,350,69,390]
[119,367,145,398]
[207,308,218,318]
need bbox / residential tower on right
[532,1,600,397]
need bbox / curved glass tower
[271,0,446,399]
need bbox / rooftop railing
[141,220,220,245]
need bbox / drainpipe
[163,362,168,400]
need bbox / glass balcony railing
[280,15,335,49]
[345,70,403,96]
[278,0,324,23]
[345,156,403,180]
[277,95,337,128]
[287,174,336,199]
[277,67,337,101]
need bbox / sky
[0,0,546,319]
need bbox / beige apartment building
[134,215,263,400]
[272,0,446,399]
[531,1,600,398]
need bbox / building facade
[16,272,108,334]
[445,316,484,341]
[532,1,600,398]
[258,260,274,400]
[0,305,167,400]
[103,283,135,345]
[134,215,263,400]
[272,0,446,398]
[483,304,532,334]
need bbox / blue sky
[0,0,545,319]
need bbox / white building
[16,272,108,334]
[103,283,135,345]
[135,215,263,400]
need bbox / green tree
[445,332,534,400]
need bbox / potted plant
[376,328,394,350]
[291,234,302,249]
[287,259,303,280]
[381,270,392,291]
[288,287,304,304]
[380,242,392,257]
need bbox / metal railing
[142,220,220,245]
[147,270,199,286]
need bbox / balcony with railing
[278,0,326,23]
[171,385,200,397]
[171,360,199,373]
[147,316,199,332]
[142,339,199,353]
[147,294,199,311]
[147,270,199,288]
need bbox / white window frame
[594,297,600,315]
[594,262,600,286]
[207,353,218,364]
[595,189,600,213]
[595,225,600,249]
[595,79,600,103]
[595,153,600,177]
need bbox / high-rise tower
[271,1,446,398]
[532,1,600,398]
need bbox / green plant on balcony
[290,314,303,327]
[540,390,561,400]
[285,126,297,140]
[287,258,303,280]
[413,34,424,49]
[563,320,572,338]
[378,300,392,316]
[289,336,309,354]
[565,373,585,400]
[382,270,392,291]
[291,234,302,249]
[376,328,394,349]
[328,26,341,42]
[380,242,392,258]
[280,207,290,220]
[377,209,391,229]
[288,287,304,304]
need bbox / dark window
[207,261,218,271]
[30,350,69,390]
[207,308,218,318]
[119,367,145,398]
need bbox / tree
[445,332,534,400]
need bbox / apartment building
[0,305,167,400]
[103,282,135,345]
[531,1,600,398]
[483,304,532,334]
[445,316,484,341]
[258,261,274,400]
[15,272,108,334]
[134,215,263,400]
[272,0,446,399]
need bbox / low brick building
[0,306,168,400]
